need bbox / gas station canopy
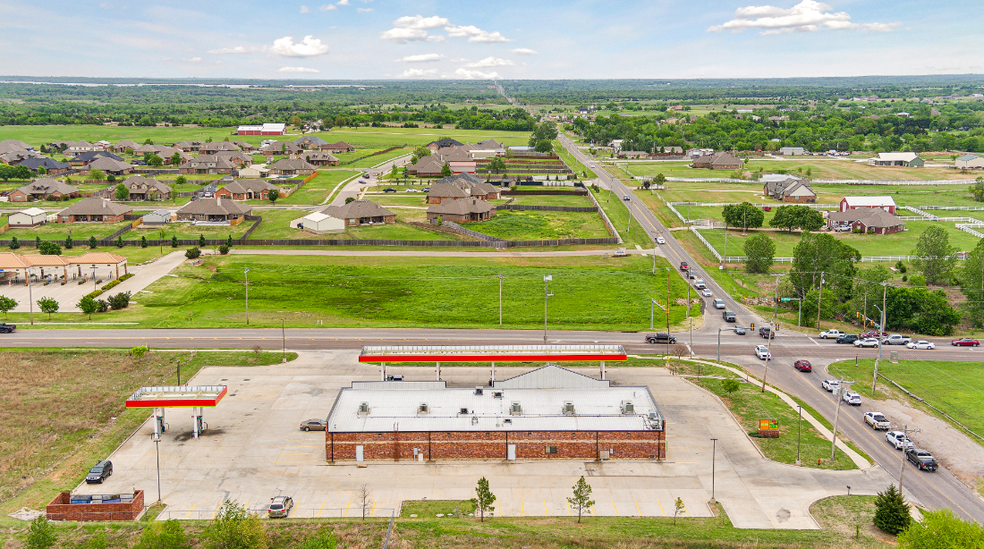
[125,385,228,408]
[358,344,627,363]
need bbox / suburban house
[81,156,133,176]
[320,200,395,226]
[427,174,501,204]
[840,196,897,215]
[426,138,463,152]
[57,198,132,223]
[869,152,925,167]
[176,197,252,223]
[215,180,282,201]
[173,140,203,152]
[956,154,984,169]
[9,207,48,228]
[294,136,328,150]
[122,175,172,201]
[324,141,356,153]
[133,145,189,164]
[290,211,345,234]
[303,151,339,166]
[267,158,317,177]
[449,161,477,175]
[113,140,141,154]
[619,151,650,159]
[17,157,71,175]
[427,198,496,223]
[827,209,905,235]
[9,178,80,202]
[141,210,172,225]
[68,150,125,166]
[407,155,446,177]
[779,146,806,156]
[237,165,270,179]
[214,150,253,167]
[690,151,742,170]
[1,150,39,165]
[178,155,238,175]
[260,141,302,155]
[427,182,470,204]
[236,123,286,136]
[762,175,816,203]
[198,141,242,155]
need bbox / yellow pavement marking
[370,501,376,517]
[589,505,594,516]
[544,500,548,516]
[658,500,665,516]
[635,500,642,516]
[344,500,350,517]
[521,499,525,517]
[612,500,618,516]
[685,504,690,517]
[567,500,571,516]
[498,504,501,517]
[183,503,197,520]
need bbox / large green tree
[133,519,191,549]
[722,202,764,231]
[874,484,911,535]
[769,205,824,232]
[971,176,984,202]
[898,508,984,548]
[528,121,558,150]
[886,286,961,336]
[791,232,860,300]
[743,233,775,273]
[961,238,984,326]
[201,500,268,549]
[913,225,957,285]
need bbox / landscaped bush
[86,290,104,299]
[185,247,201,259]
[119,273,134,282]
[107,291,131,310]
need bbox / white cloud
[357,7,373,12]
[445,25,511,43]
[207,45,265,55]
[182,57,202,63]
[455,68,499,79]
[99,3,113,9]
[400,68,438,78]
[337,0,349,4]
[510,48,538,55]
[319,4,337,10]
[467,56,514,67]
[271,35,329,57]
[401,53,443,63]
[300,5,310,13]
[380,28,430,43]
[393,15,450,29]
[279,66,320,73]
[708,0,900,35]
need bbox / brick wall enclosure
[327,430,665,462]
[46,490,144,521]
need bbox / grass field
[1,255,693,330]
[471,210,610,240]
[592,188,653,247]
[6,221,129,242]
[508,194,594,207]
[0,350,297,512]
[624,158,970,181]
[828,359,984,444]
[276,170,357,205]
[248,210,458,241]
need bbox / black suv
[905,448,938,472]
[85,460,113,484]
[645,333,677,344]
[836,334,859,345]
[758,327,775,339]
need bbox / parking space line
[589,505,594,516]
[635,500,641,516]
[658,500,665,516]
[544,500,548,515]
[370,501,376,517]
[318,501,325,517]
[612,500,618,516]
[344,500,350,517]
[183,504,197,520]
[521,499,525,517]
[566,500,571,516]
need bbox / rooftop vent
[493,391,503,399]
[357,402,370,415]
[471,416,479,425]
[562,402,575,415]
[621,401,634,415]
[418,403,429,415]
[510,402,522,416]
[474,387,483,396]
[460,407,469,415]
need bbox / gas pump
[154,408,167,436]
[192,407,207,439]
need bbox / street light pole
[650,299,655,330]
[796,405,803,465]
[873,282,888,394]
[154,434,161,504]
[543,275,552,344]
[498,274,503,327]
[27,268,34,326]
[762,273,781,392]
[244,268,250,326]
[281,318,286,362]
[831,378,852,461]
[710,438,718,501]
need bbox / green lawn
[592,188,654,247]
[6,221,129,242]
[828,359,984,445]
[508,194,594,207]
[624,158,969,181]
[247,210,457,241]
[276,171,357,205]
[2,255,693,330]
[471,209,610,240]
[138,222,247,241]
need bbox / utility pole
[543,275,552,344]
[244,268,250,326]
[816,272,825,330]
[874,282,887,394]
[831,378,852,461]
[498,274,503,327]
[899,423,921,493]
[687,284,693,352]
[762,273,781,392]
[722,222,728,267]
[281,318,286,362]
[27,268,34,326]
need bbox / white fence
[921,205,984,211]
[662,177,975,186]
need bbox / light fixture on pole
[543,275,552,344]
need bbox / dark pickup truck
[0,323,16,333]
[645,333,677,344]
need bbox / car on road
[623,195,630,201]
[906,340,936,350]
[694,279,706,290]
[589,164,596,168]
[406,188,421,193]
[854,338,879,348]
[422,187,431,192]
[299,418,327,431]
[793,359,812,372]
[887,431,914,451]
[835,334,859,345]
[712,298,725,310]
[383,187,397,193]
[645,333,677,344]
[759,326,775,339]
[656,236,666,245]
[951,338,980,347]
[842,391,862,406]
[722,310,736,322]
[734,324,746,335]
[819,329,843,339]
[821,379,840,392]
[0,322,16,333]
[864,412,891,430]
[701,288,712,297]
[754,345,771,360]
[905,448,939,471]
[85,460,113,484]
[860,330,888,339]
[268,496,294,518]
[881,334,912,345]
[679,261,688,271]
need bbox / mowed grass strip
[0,349,297,511]
[472,210,610,240]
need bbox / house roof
[412,155,446,173]
[693,151,742,167]
[875,152,921,162]
[842,196,897,208]
[180,155,239,170]
[475,139,504,149]
[428,182,469,198]
[16,207,47,217]
[58,198,132,217]
[428,198,495,216]
[18,157,70,171]
[199,141,241,152]
[84,157,133,172]
[831,209,904,228]
[17,178,79,196]
[268,158,317,171]
[221,179,280,194]
[115,140,141,150]
[302,212,333,223]
[122,175,172,193]
[957,154,980,161]
[74,150,124,163]
[295,136,328,146]
[321,200,394,220]
[303,151,339,162]
[0,139,31,151]
[177,197,252,216]
[143,209,172,218]
[260,141,302,154]
[428,138,462,149]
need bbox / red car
[860,331,888,339]
[951,338,980,347]
[794,360,812,372]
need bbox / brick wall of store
[46,490,144,521]
[327,430,665,461]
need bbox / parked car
[881,334,912,345]
[386,374,404,381]
[406,188,421,193]
[842,391,862,406]
[0,322,16,333]
[645,333,677,344]
[299,418,327,432]
[906,340,936,350]
[819,329,843,339]
[656,236,666,245]
[754,345,772,360]
[854,338,879,348]
[759,326,775,339]
[905,448,939,471]
[793,359,812,372]
[887,431,914,451]
[701,288,712,298]
[821,379,840,392]
[85,460,113,484]
[712,298,725,310]
[835,334,858,345]
[422,187,431,192]
[951,338,980,347]
[268,496,294,518]
[864,412,891,430]
[383,187,397,193]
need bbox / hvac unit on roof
[357,402,370,415]
[510,402,522,416]
[562,402,575,415]
[418,403,429,414]
[621,401,634,414]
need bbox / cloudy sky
[0,0,977,79]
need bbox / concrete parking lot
[77,352,896,529]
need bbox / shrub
[908,275,926,286]
[185,247,201,259]
[171,236,178,248]
[119,273,134,282]
[86,289,104,299]
[26,516,56,549]
[198,234,206,247]
[116,235,124,248]
[108,291,131,310]
[9,236,19,250]
[874,484,911,535]
[97,299,109,313]
[218,244,230,255]
[102,279,121,291]
[141,236,148,248]
[131,345,149,358]
[88,235,98,249]
[38,241,61,255]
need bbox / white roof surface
[843,196,897,207]
[327,366,663,433]
[876,152,920,161]
[18,207,46,216]
[303,212,333,222]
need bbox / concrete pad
[77,353,896,529]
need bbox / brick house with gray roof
[320,200,395,226]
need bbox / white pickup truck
[881,334,912,345]
[819,329,843,339]
[864,412,891,430]
[694,279,706,290]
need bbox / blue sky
[0,0,978,79]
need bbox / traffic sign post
[780,297,802,327]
